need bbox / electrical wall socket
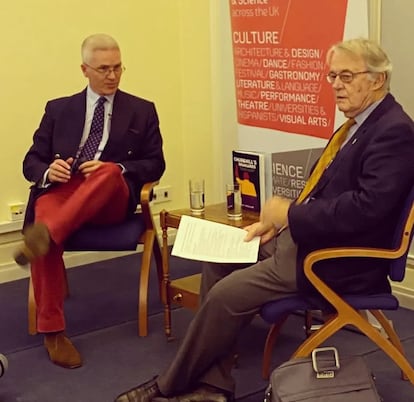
[153,185,172,204]
[8,202,26,221]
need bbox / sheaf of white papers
[171,215,260,263]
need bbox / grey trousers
[157,229,298,396]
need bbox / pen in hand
[48,156,74,183]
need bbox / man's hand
[261,196,292,231]
[78,160,105,177]
[244,221,276,244]
[47,157,74,183]
[243,196,292,244]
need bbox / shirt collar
[86,86,115,106]
[353,96,385,128]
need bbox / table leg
[160,210,173,340]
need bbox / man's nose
[107,69,117,78]
[332,76,344,89]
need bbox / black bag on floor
[264,347,382,402]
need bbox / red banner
[230,0,348,139]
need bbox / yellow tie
[296,118,355,204]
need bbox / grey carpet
[0,253,413,401]
[0,253,202,353]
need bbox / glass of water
[189,178,205,214]
[226,183,242,219]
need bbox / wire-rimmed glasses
[326,70,370,84]
[84,63,126,76]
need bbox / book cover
[271,148,324,200]
[232,150,266,212]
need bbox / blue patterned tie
[79,96,107,162]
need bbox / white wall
[381,0,414,258]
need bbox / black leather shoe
[152,385,231,402]
[114,376,160,402]
[0,354,8,377]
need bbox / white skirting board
[0,250,138,283]
[0,218,413,310]
[0,225,177,284]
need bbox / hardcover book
[232,150,267,212]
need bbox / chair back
[389,185,414,282]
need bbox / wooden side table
[160,203,259,339]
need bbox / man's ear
[80,64,88,77]
[372,71,386,90]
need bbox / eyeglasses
[326,70,370,84]
[84,63,126,76]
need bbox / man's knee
[91,163,127,193]
[203,275,238,310]
[96,162,122,179]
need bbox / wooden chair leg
[353,311,414,383]
[262,316,289,380]
[152,236,163,299]
[305,310,336,336]
[138,230,155,337]
[304,310,313,337]
[28,275,37,335]
[293,314,345,358]
[370,309,413,382]
[160,218,173,340]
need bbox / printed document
[172,215,260,263]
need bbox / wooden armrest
[303,203,414,289]
[302,245,409,316]
[302,246,399,313]
[305,246,404,270]
[140,181,159,229]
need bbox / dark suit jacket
[23,88,166,225]
[288,94,414,297]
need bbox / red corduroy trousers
[30,163,130,332]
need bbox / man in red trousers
[14,33,165,369]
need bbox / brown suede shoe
[14,222,51,266]
[44,333,82,369]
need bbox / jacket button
[127,150,133,156]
